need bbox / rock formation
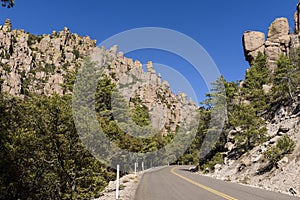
[243,2,300,70]
[295,1,300,33]
[0,19,198,135]
[243,17,291,70]
[219,2,300,196]
[0,20,96,96]
[103,47,198,134]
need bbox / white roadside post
[134,162,137,176]
[142,161,144,171]
[116,165,120,199]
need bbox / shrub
[73,49,80,59]
[27,34,43,46]
[264,146,283,166]
[277,134,296,154]
[203,152,224,172]
[264,135,296,166]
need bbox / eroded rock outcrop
[219,2,300,196]
[0,19,198,135]
[243,17,291,70]
[0,20,96,96]
[103,47,198,134]
[243,31,265,62]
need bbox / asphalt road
[135,166,300,200]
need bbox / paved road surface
[135,166,300,200]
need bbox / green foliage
[271,54,300,104]
[194,74,268,168]
[95,74,116,113]
[244,52,269,88]
[230,104,267,151]
[1,0,13,8]
[130,97,150,127]
[203,152,224,172]
[277,134,296,154]
[73,49,80,59]
[264,146,282,167]
[0,93,114,199]
[242,52,270,110]
[264,135,296,166]
[2,63,11,73]
[27,34,43,46]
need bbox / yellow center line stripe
[170,167,238,200]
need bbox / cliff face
[101,49,198,134]
[0,19,197,134]
[0,19,96,96]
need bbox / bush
[264,135,296,166]
[73,49,80,59]
[203,152,224,172]
[27,34,43,46]
[264,146,283,166]
[277,134,296,154]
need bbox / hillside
[0,17,198,199]
[0,19,197,134]
[1,1,300,199]
[202,2,300,197]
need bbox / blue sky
[0,0,298,103]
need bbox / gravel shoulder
[94,171,144,200]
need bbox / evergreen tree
[0,93,115,199]
[271,54,300,104]
[242,52,270,110]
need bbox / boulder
[225,142,235,151]
[214,164,222,171]
[2,19,12,32]
[278,126,290,134]
[264,46,282,70]
[267,18,290,41]
[252,154,263,163]
[265,46,282,60]
[240,157,251,167]
[243,31,265,63]
[269,136,281,144]
[247,46,265,62]
[262,84,272,95]
[243,31,265,52]
[295,2,300,33]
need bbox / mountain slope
[205,2,300,197]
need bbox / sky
[0,0,298,103]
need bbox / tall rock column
[243,31,265,63]
[265,18,290,70]
[294,1,300,33]
[243,17,290,71]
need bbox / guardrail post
[116,165,120,199]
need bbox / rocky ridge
[0,19,96,96]
[0,19,198,134]
[103,49,198,133]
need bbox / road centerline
[170,167,238,200]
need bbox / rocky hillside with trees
[0,18,198,199]
[189,2,300,197]
[1,0,300,199]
